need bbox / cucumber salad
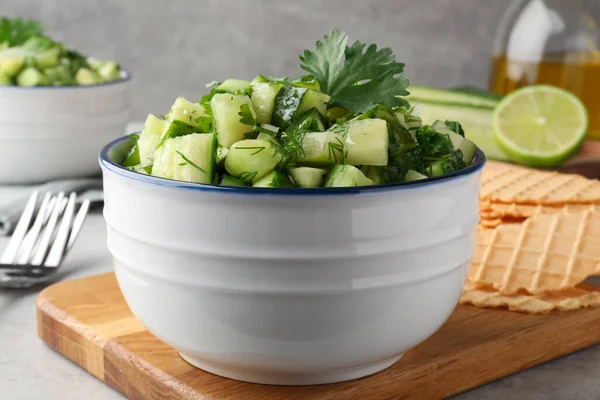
[0,17,122,86]
[122,29,476,188]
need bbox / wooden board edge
[102,339,198,400]
[36,287,107,381]
[417,307,600,399]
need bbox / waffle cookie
[482,203,599,220]
[479,217,525,229]
[460,283,600,314]
[469,211,600,294]
[481,162,600,205]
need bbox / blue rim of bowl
[0,70,131,90]
[100,135,487,195]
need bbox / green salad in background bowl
[0,17,130,184]
[121,28,478,188]
[0,17,122,86]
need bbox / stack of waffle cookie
[460,161,600,313]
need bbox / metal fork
[0,191,90,288]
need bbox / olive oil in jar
[489,52,600,139]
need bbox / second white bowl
[0,74,130,184]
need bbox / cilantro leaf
[238,103,256,126]
[299,28,410,112]
[299,28,347,94]
[0,17,44,47]
[195,116,213,133]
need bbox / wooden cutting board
[37,273,600,400]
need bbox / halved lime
[492,85,588,168]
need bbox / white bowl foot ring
[179,353,403,385]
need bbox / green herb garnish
[239,170,258,183]
[238,103,279,135]
[0,17,44,47]
[327,136,346,163]
[299,28,409,113]
[176,150,210,177]
[234,146,267,156]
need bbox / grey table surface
[1,213,599,400]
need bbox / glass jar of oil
[489,0,600,139]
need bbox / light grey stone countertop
[1,214,599,400]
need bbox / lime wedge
[492,85,588,168]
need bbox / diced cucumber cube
[324,165,374,187]
[97,61,121,82]
[87,57,103,70]
[225,139,288,184]
[288,167,327,188]
[256,132,281,145]
[250,82,283,124]
[285,108,326,134]
[431,120,454,135]
[251,75,270,84]
[128,164,153,175]
[221,175,246,187]
[426,161,445,177]
[152,137,177,179]
[34,47,60,68]
[291,74,320,91]
[167,97,210,130]
[211,93,256,148]
[216,145,229,165]
[344,118,388,166]
[122,134,141,167]
[296,89,330,119]
[360,166,384,184]
[272,86,329,129]
[0,71,12,85]
[43,64,73,85]
[448,132,476,165]
[327,107,350,124]
[75,68,101,85]
[152,133,217,184]
[16,67,46,86]
[0,56,24,77]
[253,170,294,188]
[138,114,168,162]
[217,79,251,94]
[298,131,344,165]
[404,170,428,181]
[272,86,306,128]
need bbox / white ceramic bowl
[100,137,485,385]
[0,74,130,184]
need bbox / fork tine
[45,193,77,267]
[67,199,90,250]
[17,192,52,265]
[0,191,38,264]
[31,192,65,266]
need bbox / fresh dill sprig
[176,150,210,177]
[234,146,267,156]
[239,170,258,183]
[327,135,346,163]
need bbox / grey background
[5,0,507,120]
[4,2,600,400]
